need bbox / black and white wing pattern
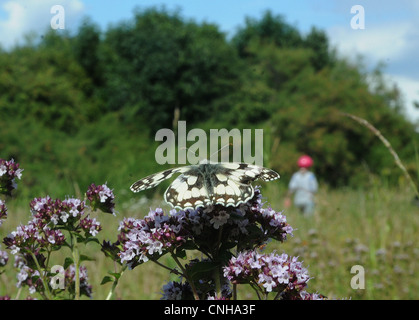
[130,167,190,193]
[130,161,280,210]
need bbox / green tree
[101,7,241,132]
[0,34,97,134]
[233,10,303,58]
[0,6,417,200]
[73,18,104,90]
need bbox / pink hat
[297,155,313,168]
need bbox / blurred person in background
[284,155,318,216]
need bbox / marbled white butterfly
[130,159,280,210]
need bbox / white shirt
[289,170,318,205]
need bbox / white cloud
[388,74,419,123]
[327,18,419,123]
[327,22,412,64]
[0,0,84,49]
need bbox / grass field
[1,184,418,300]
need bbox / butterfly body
[130,160,280,210]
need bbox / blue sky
[1,0,418,122]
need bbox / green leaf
[218,249,233,263]
[100,276,114,285]
[220,241,237,250]
[108,272,122,280]
[180,240,197,251]
[63,257,74,269]
[188,261,220,282]
[174,248,187,260]
[80,254,95,262]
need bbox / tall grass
[341,112,419,199]
[279,185,419,299]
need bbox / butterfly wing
[210,163,280,207]
[130,167,190,193]
[218,163,280,183]
[164,173,211,210]
[211,173,255,207]
[131,162,280,210]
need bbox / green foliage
[101,7,241,131]
[0,7,418,204]
[233,10,303,57]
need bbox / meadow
[2,183,418,300]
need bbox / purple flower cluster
[14,254,44,295]
[181,187,293,249]
[86,183,116,215]
[16,264,41,294]
[12,253,93,298]
[0,199,7,226]
[4,194,103,255]
[3,218,65,254]
[118,208,189,267]
[30,196,86,225]
[0,158,23,195]
[160,278,232,300]
[0,248,8,267]
[161,281,193,300]
[65,264,93,298]
[0,181,114,300]
[298,291,325,300]
[109,187,304,300]
[30,195,102,236]
[116,187,293,270]
[223,251,316,299]
[80,216,102,236]
[248,187,294,242]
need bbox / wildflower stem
[71,232,81,300]
[273,290,282,300]
[194,243,212,260]
[45,248,52,272]
[29,251,53,300]
[14,286,22,300]
[105,264,127,300]
[342,112,419,198]
[214,267,221,298]
[171,251,200,300]
[249,281,262,300]
[151,259,183,276]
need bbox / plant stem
[171,252,200,300]
[29,251,53,300]
[212,226,223,298]
[249,281,262,300]
[213,267,221,298]
[273,290,282,300]
[342,112,419,198]
[71,232,80,300]
[105,264,127,300]
[14,287,22,300]
[151,259,182,276]
[45,248,52,272]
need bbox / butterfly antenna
[209,143,233,162]
[180,146,199,159]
